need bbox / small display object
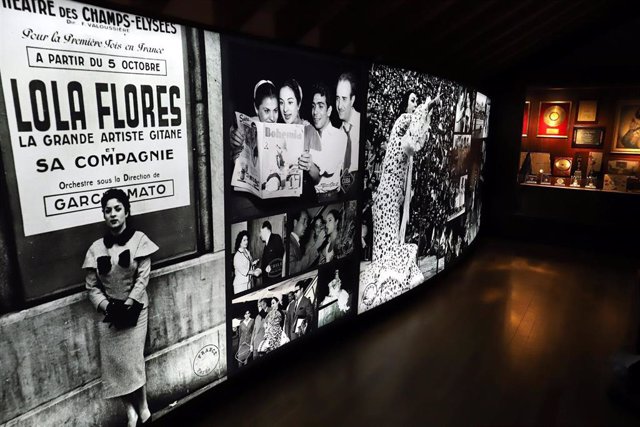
[553,177,567,186]
[570,176,582,187]
[572,127,604,148]
[553,157,572,177]
[612,100,640,154]
[537,101,571,138]
[607,159,640,175]
[541,173,552,185]
[525,174,539,184]
[576,100,598,123]
[585,176,597,189]
[572,153,584,175]
[522,101,530,137]
[603,174,628,192]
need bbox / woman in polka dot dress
[360,93,441,311]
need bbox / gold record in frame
[553,156,572,176]
[537,101,571,138]
[543,105,566,127]
[555,158,571,171]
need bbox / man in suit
[250,299,268,359]
[289,210,323,275]
[260,221,284,285]
[284,291,296,340]
[290,281,314,341]
[336,72,360,173]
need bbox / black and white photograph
[483,97,492,138]
[438,135,485,267]
[0,1,228,425]
[359,63,461,313]
[472,92,489,138]
[446,137,486,266]
[288,200,357,276]
[230,270,318,369]
[451,135,472,175]
[316,259,357,328]
[230,214,287,294]
[223,37,366,222]
[449,175,468,221]
[448,134,472,222]
[454,87,474,134]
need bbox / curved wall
[0,1,489,425]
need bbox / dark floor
[156,237,640,426]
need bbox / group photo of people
[223,37,366,221]
[288,201,357,276]
[230,270,318,369]
[230,214,287,295]
[359,64,463,313]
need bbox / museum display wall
[509,86,640,247]
[520,87,640,193]
[0,1,490,425]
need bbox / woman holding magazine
[278,79,322,196]
[230,80,280,163]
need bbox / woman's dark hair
[281,78,303,105]
[254,80,277,110]
[399,90,417,115]
[101,188,130,214]
[327,209,341,231]
[234,230,249,252]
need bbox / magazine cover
[231,112,306,198]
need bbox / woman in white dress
[360,95,441,310]
[83,189,158,426]
[232,230,261,294]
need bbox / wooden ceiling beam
[464,0,572,62]
[474,1,599,67]
[447,0,535,56]
[368,0,456,57]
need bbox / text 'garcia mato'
[9,79,182,132]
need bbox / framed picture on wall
[576,100,598,123]
[612,100,640,154]
[537,101,571,138]
[572,127,604,148]
[522,101,530,137]
[607,159,640,175]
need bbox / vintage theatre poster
[0,0,191,236]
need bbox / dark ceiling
[101,0,636,88]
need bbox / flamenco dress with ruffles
[359,113,424,311]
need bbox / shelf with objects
[518,87,640,195]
